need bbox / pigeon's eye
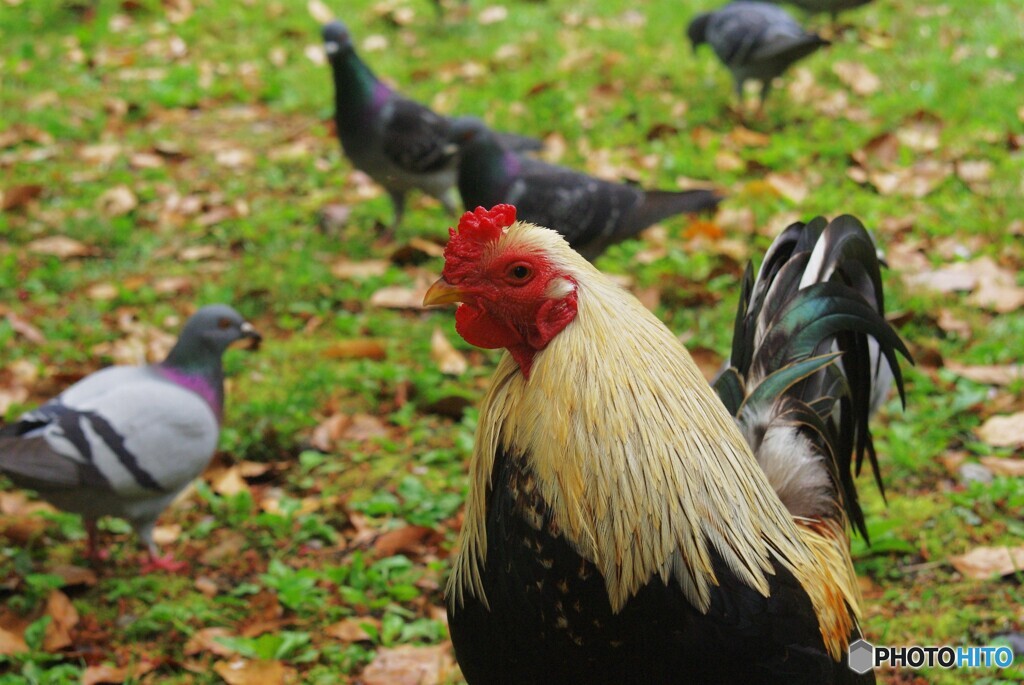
[218,318,233,330]
[508,264,532,282]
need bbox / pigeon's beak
[423,278,465,307]
[239,321,262,351]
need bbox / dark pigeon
[450,117,722,261]
[688,2,828,111]
[0,304,261,572]
[323,20,542,231]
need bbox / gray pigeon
[688,2,829,111]
[323,20,542,231]
[450,117,723,261]
[0,304,261,572]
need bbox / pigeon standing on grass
[0,305,261,573]
[688,2,829,113]
[323,20,542,231]
[450,117,723,260]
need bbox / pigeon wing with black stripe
[0,304,260,563]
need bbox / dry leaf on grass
[331,259,390,280]
[213,659,294,685]
[360,644,456,685]
[185,627,238,657]
[950,546,1024,580]
[326,617,380,643]
[46,564,97,588]
[324,339,387,361]
[6,312,45,344]
[977,412,1024,447]
[945,361,1023,386]
[832,61,881,96]
[96,185,138,217]
[763,172,809,204]
[956,159,993,194]
[26,235,97,258]
[81,664,130,685]
[42,590,78,651]
[207,466,251,498]
[867,159,952,197]
[431,328,468,375]
[307,0,333,23]
[979,456,1024,478]
[370,285,428,309]
[478,6,509,24]
[896,111,943,152]
[373,525,437,558]
[1,184,43,211]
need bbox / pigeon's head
[448,116,489,146]
[322,20,353,57]
[177,305,262,358]
[686,13,710,50]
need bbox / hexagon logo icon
[848,639,875,674]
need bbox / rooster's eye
[508,264,532,281]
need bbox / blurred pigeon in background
[323,20,542,232]
[0,305,261,573]
[688,2,828,113]
[451,117,722,260]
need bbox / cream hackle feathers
[447,220,861,659]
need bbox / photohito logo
[848,639,1015,674]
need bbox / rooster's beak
[423,278,465,307]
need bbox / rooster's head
[423,205,579,376]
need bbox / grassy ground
[1,0,1023,682]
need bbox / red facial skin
[442,206,578,378]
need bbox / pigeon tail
[492,131,545,154]
[628,188,722,233]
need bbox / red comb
[443,205,517,280]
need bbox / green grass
[1,0,1023,682]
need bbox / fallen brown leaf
[96,185,138,217]
[895,111,942,152]
[977,412,1024,447]
[370,285,428,309]
[307,0,333,23]
[43,590,79,651]
[185,627,237,657]
[945,361,1023,386]
[373,525,437,558]
[979,456,1024,478]
[431,328,468,375]
[46,564,97,588]
[81,664,129,685]
[360,644,456,685]
[950,546,1024,580]
[331,259,390,280]
[208,466,251,497]
[26,235,97,258]
[1,184,43,211]
[213,659,294,685]
[6,312,45,344]
[833,61,881,96]
[763,172,809,204]
[325,616,379,643]
[325,339,387,361]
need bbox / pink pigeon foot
[140,553,189,574]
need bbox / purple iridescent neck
[156,365,224,422]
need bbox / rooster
[423,205,909,684]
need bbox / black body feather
[449,448,870,684]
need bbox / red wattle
[455,304,524,350]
